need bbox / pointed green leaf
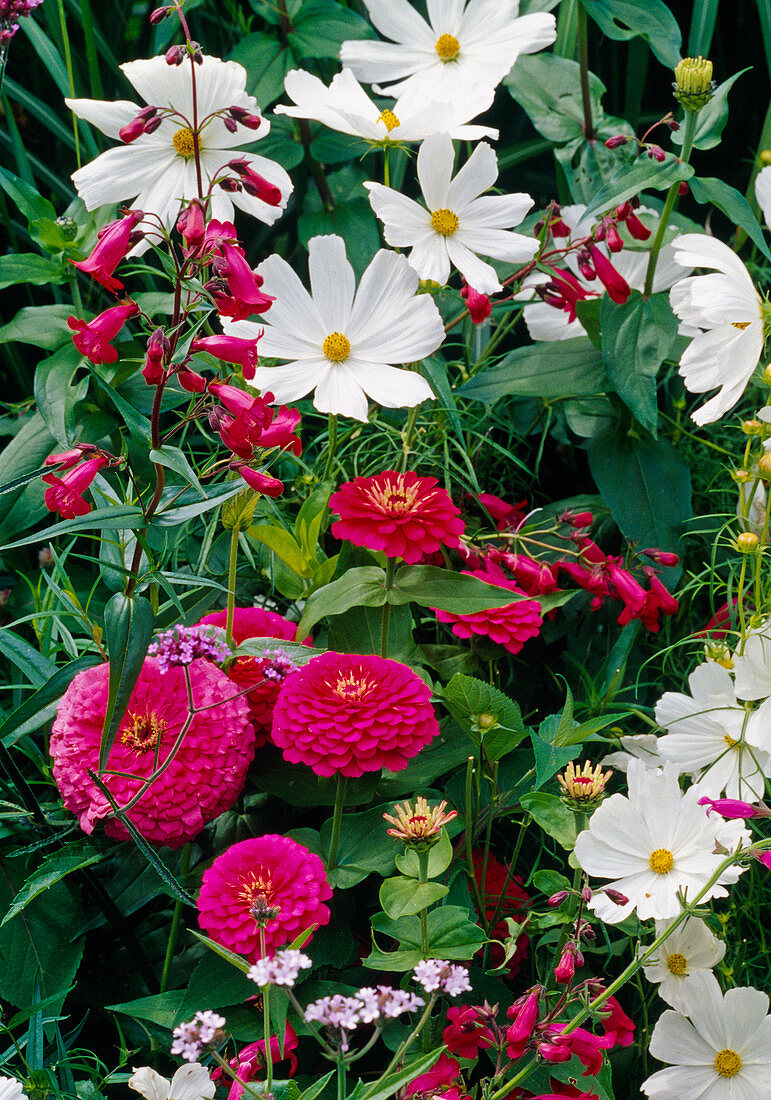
[99,592,154,772]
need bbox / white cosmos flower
[755,165,771,229]
[602,733,667,773]
[733,620,771,700]
[129,1065,215,1100]
[573,760,749,925]
[225,234,443,421]
[0,1078,27,1100]
[275,68,498,143]
[365,132,537,294]
[521,204,692,341]
[654,661,771,801]
[669,234,767,425]
[642,970,771,1100]
[340,0,556,101]
[66,55,292,251]
[639,918,726,1010]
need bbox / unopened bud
[604,889,629,906]
[673,55,715,111]
[625,212,652,240]
[144,116,162,135]
[743,418,764,435]
[761,150,771,167]
[737,531,760,553]
[605,135,628,149]
[229,105,263,130]
[165,44,184,65]
[759,453,771,479]
[581,886,592,902]
[677,181,690,197]
[223,117,238,133]
[616,201,633,220]
[548,890,570,907]
[647,144,666,162]
[605,224,624,253]
[55,214,77,241]
[149,5,171,23]
[250,894,281,926]
[641,548,679,567]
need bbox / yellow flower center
[724,733,740,749]
[435,33,460,60]
[732,321,751,330]
[365,475,420,517]
[431,208,459,236]
[173,127,197,158]
[121,712,166,753]
[377,109,401,132]
[331,670,377,703]
[649,848,674,874]
[714,1049,742,1077]
[666,952,688,975]
[322,331,351,362]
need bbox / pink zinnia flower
[330,470,465,564]
[68,301,139,365]
[434,565,543,656]
[271,651,439,778]
[196,835,332,960]
[50,657,253,848]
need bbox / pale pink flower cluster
[412,959,471,996]
[247,949,312,988]
[147,625,231,672]
[171,1011,226,1062]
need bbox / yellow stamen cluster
[435,33,460,61]
[557,760,612,809]
[331,670,377,702]
[673,56,715,111]
[713,1049,742,1078]
[724,733,740,750]
[431,208,459,236]
[121,712,165,753]
[666,952,688,975]
[322,331,351,362]
[365,474,420,517]
[648,848,675,874]
[383,796,457,843]
[173,127,197,158]
[377,109,400,133]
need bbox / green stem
[643,109,698,297]
[322,413,339,483]
[336,1053,346,1100]
[463,756,489,929]
[327,774,347,872]
[259,927,274,1097]
[55,0,80,167]
[363,995,437,1098]
[383,145,390,187]
[417,848,430,960]
[399,403,421,473]
[380,557,396,658]
[79,0,103,99]
[225,522,239,647]
[159,842,191,994]
[577,4,594,141]
[68,272,83,317]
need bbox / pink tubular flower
[587,245,630,304]
[198,607,311,746]
[443,1006,494,1059]
[50,657,254,848]
[177,199,206,249]
[641,548,679,567]
[540,1026,607,1076]
[209,242,275,321]
[68,301,139,365]
[227,159,283,206]
[192,335,261,381]
[196,834,332,960]
[330,471,465,564]
[506,990,540,1058]
[43,455,109,518]
[44,444,94,470]
[258,406,302,455]
[636,567,678,632]
[234,464,284,496]
[553,944,577,984]
[143,327,168,386]
[271,651,439,778]
[698,796,765,819]
[434,564,543,656]
[211,1025,298,1100]
[597,996,635,1048]
[71,209,144,292]
[475,492,528,532]
[461,282,492,324]
[405,1053,460,1098]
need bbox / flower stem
[159,842,192,993]
[259,926,274,1097]
[464,756,489,929]
[225,522,239,647]
[380,557,396,658]
[55,0,80,167]
[577,5,594,142]
[336,1053,346,1100]
[327,773,348,872]
[363,995,437,1098]
[399,403,421,473]
[79,0,103,99]
[417,848,430,960]
[643,109,698,297]
[322,413,339,483]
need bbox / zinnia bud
[673,55,715,111]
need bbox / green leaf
[505,54,607,143]
[34,344,86,446]
[0,304,73,349]
[249,524,313,578]
[328,602,419,664]
[529,732,581,790]
[583,156,694,220]
[459,339,606,404]
[88,370,153,448]
[0,254,66,289]
[298,200,380,278]
[297,1074,335,1100]
[296,566,388,639]
[320,804,398,889]
[236,636,326,664]
[392,564,533,614]
[359,1053,441,1100]
[152,481,246,526]
[689,176,771,262]
[189,929,251,974]
[520,791,578,849]
[672,70,750,151]
[176,952,256,1020]
[532,869,572,897]
[0,630,55,686]
[600,291,678,434]
[0,504,146,553]
[290,0,375,58]
[148,446,205,498]
[99,592,154,772]
[365,906,486,970]
[107,991,186,1028]
[587,432,691,581]
[1,849,103,926]
[379,877,449,920]
[229,32,293,106]
[441,674,526,758]
[581,0,682,67]
[395,829,453,880]
[0,165,56,224]
[1,655,100,747]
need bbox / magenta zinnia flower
[197,835,332,960]
[50,657,253,848]
[330,470,464,564]
[271,652,439,777]
[434,565,543,655]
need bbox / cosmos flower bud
[737,531,760,553]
